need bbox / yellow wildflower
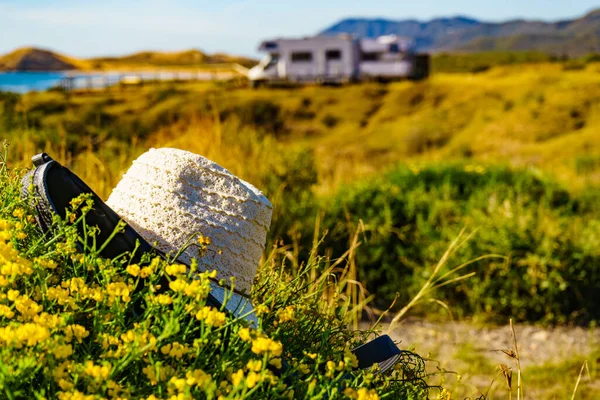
[277,306,295,323]
[269,358,282,369]
[168,376,187,392]
[52,344,73,359]
[153,294,173,305]
[195,306,226,327]
[255,304,269,315]
[83,361,111,380]
[246,359,262,372]
[165,264,187,276]
[185,369,212,389]
[356,388,379,400]
[251,336,283,357]
[57,379,75,391]
[53,360,73,382]
[246,371,260,388]
[183,279,210,300]
[106,281,132,303]
[161,342,188,359]
[12,208,24,219]
[169,279,188,293]
[197,235,211,247]
[64,324,89,344]
[231,369,244,386]
[0,323,50,347]
[344,348,359,369]
[238,327,251,342]
[0,304,14,319]
[126,264,140,277]
[14,296,43,319]
[140,266,153,278]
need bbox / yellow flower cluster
[0,322,50,348]
[197,234,211,247]
[161,342,189,359]
[167,270,214,303]
[106,281,134,304]
[143,363,176,386]
[195,306,226,327]
[151,293,174,305]
[165,264,187,276]
[125,262,155,278]
[0,198,398,399]
[83,361,111,380]
[343,387,380,400]
[0,220,33,286]
[255,304,269,315]
[46,278,105,309]
[238,327,283,357]
[277,305,295,323]
[251,336,283,357]
[64,324,90,343]
[166,368,217,397]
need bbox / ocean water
[0,71,67,93]
[0,70,232,93]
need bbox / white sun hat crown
[106,148,272,323]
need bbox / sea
[0,71,67,93]
[0,70,232,93]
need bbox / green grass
[523,352,600,399]
[1,64,600,325]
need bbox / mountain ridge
[320,9,600,56]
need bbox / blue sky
[1,0,599,57]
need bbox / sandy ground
[360,318,600,399]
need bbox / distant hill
[0,48,257,72]
[321,9,600,56]
[0,48,87,71]
[89,49,256,69]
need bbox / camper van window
[266,54,279,69]
[361,52,379,61]
[325,50,342,60]
[389,43,400,53]
[291,52,313,62]
[264,41,278,50]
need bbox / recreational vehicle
[248,35,429,86]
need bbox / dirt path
[361,318,600,399]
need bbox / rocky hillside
[0,48,83,71]
[321,9,600,56]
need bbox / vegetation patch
[0,146,430,399]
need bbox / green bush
[309,164,600,324]
[321,114,339,128]
[228,99,285,137]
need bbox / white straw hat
[106,148,273,324]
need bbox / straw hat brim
[209,282,258,326]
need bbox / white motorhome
[248,35,428,86]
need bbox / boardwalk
[59,65,246,91]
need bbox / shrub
[231,99,285,137]
[321,114,339,128]
[310,164,600,324]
